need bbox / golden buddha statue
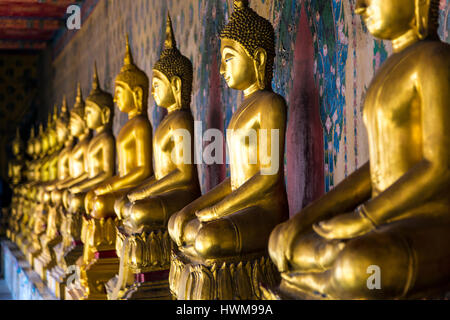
[168,0,288,300]
[68,38,152,300]
[34,100,71,282]
[27,121,52,267]
[46,97,78,299]
[6,128,25,241]
[34,105,64,280]
[107,14,201,300]
[64,66,116,300]
[13,127,37,246]
[8,128,25,186]
[266,0,450,300]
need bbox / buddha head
[56,96,70,145]
[219,0,275,92]
[12,128,23,159]
[355,0,439,40]
[26,127,35,159]
[69,82,87,138]
[114,35,149,116]
[47,104,59,152]
[152,13,193,110]
[39,123,49,157]
[85,63,114,130]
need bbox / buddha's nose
[219,61,226,76]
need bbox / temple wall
[50,0,450,217]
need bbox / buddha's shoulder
[124,115,152,130]
[169,109,194,128]
[252,90,287,109]
[415,40,450,64]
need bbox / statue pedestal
[107,270,172,300]
[33,235,62,282]
[170,249,280,300]
[260,278,327,300]
[46,265,67,299]
[47,240,83,299]
[105,228,172,300]
[65,249,119,300]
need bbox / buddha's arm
[128,169,187,202]
[170,173,228,246]
[128,126,194,201]
[292,161,372,229]
[56,176,73,190]
[96,123,152,194]
[268,161,371,272]
[70,139,115,193]
[58,170,89,189]
[362,53,450,225]
[45,180,58,192]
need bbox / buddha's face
[56,121,69,144]
[114,82,135,113]
[27,141,34,157]
[69,113,85,137]
[152,70,176,108]
[220,38,257,91]
[356,0,415,39]
[48,129,58,149]
[85,101,104,129]
[34,139,41,157]
[41,132,49,155]
[12,141,21,157]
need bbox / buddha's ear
[414,0,430,39]
[253,47,267,90]
[171,75,182,108]
[101,106,111,125]
[133,86,144,113]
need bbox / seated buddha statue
[55,84,91,257]
[45,99,77,298]
[90,36,152,221]
[14,128,37,247]
[7,128,25,239]
[34,105,67,280]
[168,0,288,300]
[267,0,450,300]
[63,66,116,300]
[108,14,201,300]
[69,38,152,300]
[27,122,52,267]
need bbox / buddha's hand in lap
[195,206,219,223]
[169,208,194,247]
[94,184,111,196]
[69,186,81,194]
[268,221,300,273]
[313,210,374,240]
[127,191,139,203]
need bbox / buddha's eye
[225,57,233,63]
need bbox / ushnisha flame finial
[165,12,177,50]
[61,95,68,114]
[92,62,100,91]
[124,34,134,66]
[75,82,83,104]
